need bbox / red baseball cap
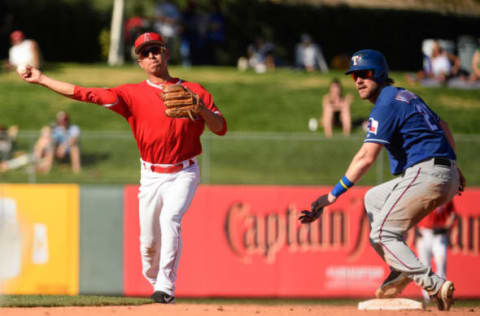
[10,30,25,41]
[134,32,165,54]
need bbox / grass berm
[1,64,479,185]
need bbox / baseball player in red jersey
[17,32,227,303]
[416,200,457,303]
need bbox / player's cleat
[375,270,412,298]
[430,280,454,311]
[151,291,175,304]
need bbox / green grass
[0,295,151,307]
[2,64,480,133]
[1,64,480,185]
[1,295,480,307]
[0,295,359,307]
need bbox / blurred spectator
[237,36,275,73]
[180,0,212,66]
[416,200,458,304]
[33,125,54,173]
[154,0,181,63]
[34,111,81,174]
[4,30,42,71]
[295,34,328,73]
[53,111,81,173]
[407,40,460,85]
[430,40,459,82]
[446,37,480,89]
[457,35,478,79]
[0,124,18,162]
[471,42,480,81]
[420,39,435,76]
[206,0,226,65]
[0,124,33,173]
[124,3,151,61]
[180,0,200,66]
[321,79,352,138]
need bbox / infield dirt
[1,304,478,316]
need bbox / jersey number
[415,103,438,131]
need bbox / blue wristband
[330,176,354,198]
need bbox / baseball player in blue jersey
[299,49,465,311]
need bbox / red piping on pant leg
[378,168,421,269]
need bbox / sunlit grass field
[1,64,480,185]
[2,63,480,132]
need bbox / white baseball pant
[137,159,200,296]
[364,157,459,295]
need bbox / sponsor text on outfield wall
[123,186,479,297]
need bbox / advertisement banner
[0,184,79,295]
[124,185,146,296]
[123,185,480,298]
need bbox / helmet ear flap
[375,67,387,83]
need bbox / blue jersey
[364,86,456,175]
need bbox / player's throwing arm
[17,32,227,304]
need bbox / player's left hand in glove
[162,84,203,120]
[298,194,335,224]
[298,207,323,224]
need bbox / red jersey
[73,79,226,164]
[417,201,455,229]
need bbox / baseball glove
[162,84,201,120]
[298,207,323,224]
[298,196,326,224]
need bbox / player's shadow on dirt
[80,152,111,167]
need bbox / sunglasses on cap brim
[139,45,166,58]
[351,70,375,80]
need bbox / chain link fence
[4,131,479,186]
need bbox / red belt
[144,159,195,174]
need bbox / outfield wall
[0,184,479,298]
[0,185,79,295]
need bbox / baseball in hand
[17,65,30,76]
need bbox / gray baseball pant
[364,157,459,295]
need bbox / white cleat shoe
[430,280,454,311]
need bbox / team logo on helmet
[352,55,361,66]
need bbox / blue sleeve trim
[364,138,390,144]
